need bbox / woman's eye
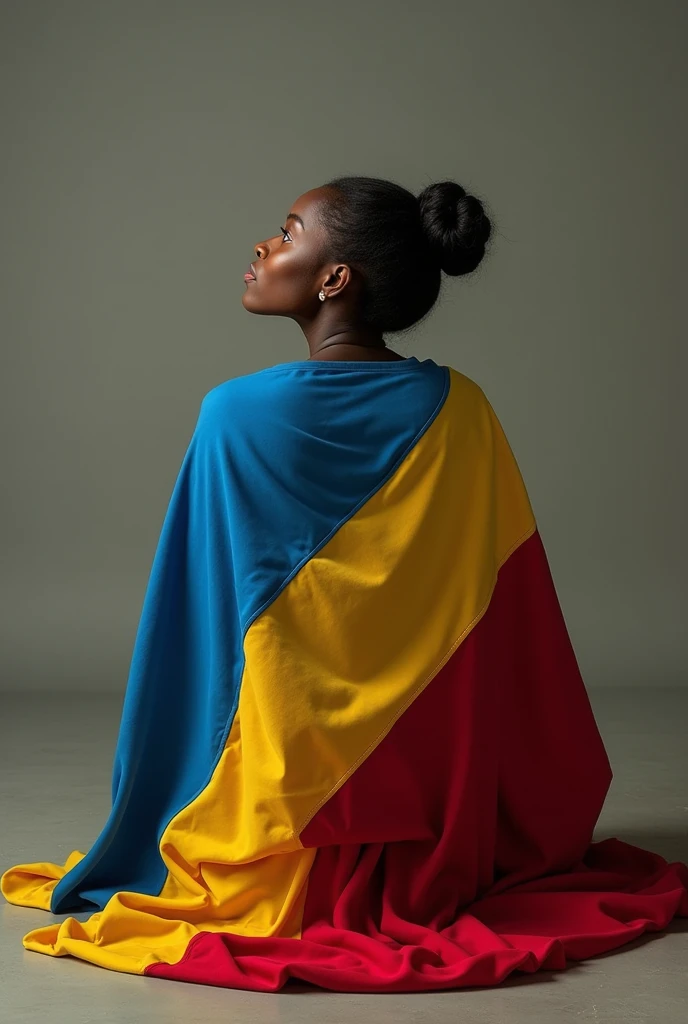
[279,226,292,242]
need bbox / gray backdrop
[1,1,685,692]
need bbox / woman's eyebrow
[285,213,305,229]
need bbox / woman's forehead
[288,187,331,226]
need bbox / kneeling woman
[3,175,686,992]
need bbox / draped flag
[3,355,686,991]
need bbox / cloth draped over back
[2,355,686,991]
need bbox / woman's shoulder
[444,364,493,412]
[200,364,293,409]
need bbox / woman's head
[242,175,493,338]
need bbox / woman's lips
[244,264,257,281]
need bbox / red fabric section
[146,529,688,991]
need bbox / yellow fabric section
[20,841,314,975]
[7,368,535,975]
[1,850,85,911]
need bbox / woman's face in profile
[241,187,333,319]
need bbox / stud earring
[319,290,326,301]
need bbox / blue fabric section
[51,356,449,913]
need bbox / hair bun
[417,181,492,276]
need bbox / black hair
[316,175,493,334]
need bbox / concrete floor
[1,688,686,1024]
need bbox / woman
[3,176,686,992]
